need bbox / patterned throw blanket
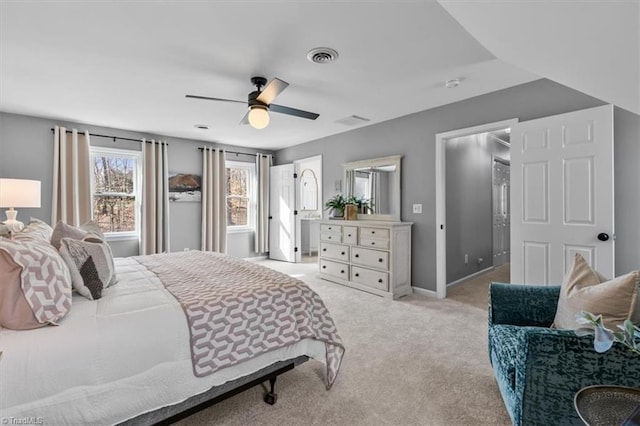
[135,251,344,389]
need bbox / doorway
[294,155,322,263]
[435,119,518,299]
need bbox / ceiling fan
[186,77,319,130]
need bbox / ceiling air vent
[335,115,371,126]
[307,47,339,64]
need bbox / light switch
[412,203,423,214]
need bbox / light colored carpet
[176,261,512,426]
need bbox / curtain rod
[50,128,168,145]
[198,146,273,159]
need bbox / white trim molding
[412,286,437,298]
[435,118,518,300]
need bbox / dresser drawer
[351,247,389,270]
[319,259,349,280]
[351,266,389,291]
[359,227,390,239]
[320,224,341,234]
[342,226,358,245]
[359,236,390,250]
[320,242,349,262]
[320,232,342,243]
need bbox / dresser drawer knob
[371,242,375,245]
[348,234,352,237]
[378,258,383,262]
[355,273,359,277]
[355,254,360,258]
[341,251,345,255]
[372,231,375,234]
[322,248,327,252]
[322,265,326,269]
[378,279,383,283]
[340,270,345,274]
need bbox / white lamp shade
[0,178,41,208]
[248,106,270,129]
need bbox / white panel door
[511,104,614,285]
[269,164,296,262]
[493,159,510,267]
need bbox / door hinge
[293,173,298,179]
[294,210,298,216]
[294,247,298,252]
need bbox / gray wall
[0,112,273,258]
[275,78,640,291]
[445,133,510,283]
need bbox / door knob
[597,233,610,241]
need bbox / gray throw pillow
[59,237,117,300]
[50,220,105,250]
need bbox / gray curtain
[254,153,272,254]
[52,126,91,226]
[141,139,170,255]
[201,147,227,253]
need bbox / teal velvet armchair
[488,283,640,426]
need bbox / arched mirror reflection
[300,169,318,210]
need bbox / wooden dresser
[317,220,412,299]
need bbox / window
[90,147,142,238]
[226,161,255,231]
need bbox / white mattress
[0,257,326,425]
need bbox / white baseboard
[243,255,269,262]
[411,286,437,297]
[446,266,495,289]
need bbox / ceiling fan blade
[239,110,250,125]
[270,104,319,120]
[256,78,289,105]
[186,94,245,104]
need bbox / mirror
[299,169,318,210]
[343,155,402,221]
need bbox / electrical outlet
[183,248,190,252]
[464,254,469,264]
[412,203,422,214]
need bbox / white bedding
[0,257,326,425]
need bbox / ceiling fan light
[248,106,270,129]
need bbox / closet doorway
[435,119,517,299]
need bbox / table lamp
[0,178,42,234]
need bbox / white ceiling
[439,0,640,115]
[0,1,541,150]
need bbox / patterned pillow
[553,254,639,329]
[59,237,117,300]
[0,238,72,329]
[13,218,54,243]
[50,220,104,250]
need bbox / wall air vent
[335,115,372,126]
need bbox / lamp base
[4,220,24,233]
[4,208,24,233]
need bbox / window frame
[89,146,143,241]
[225,160,256,234]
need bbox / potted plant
[346,195,371,214]
[325,194,347,218]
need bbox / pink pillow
[0,238,72,329]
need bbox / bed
[0,221,344,425]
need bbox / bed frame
[119,356,309,425]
